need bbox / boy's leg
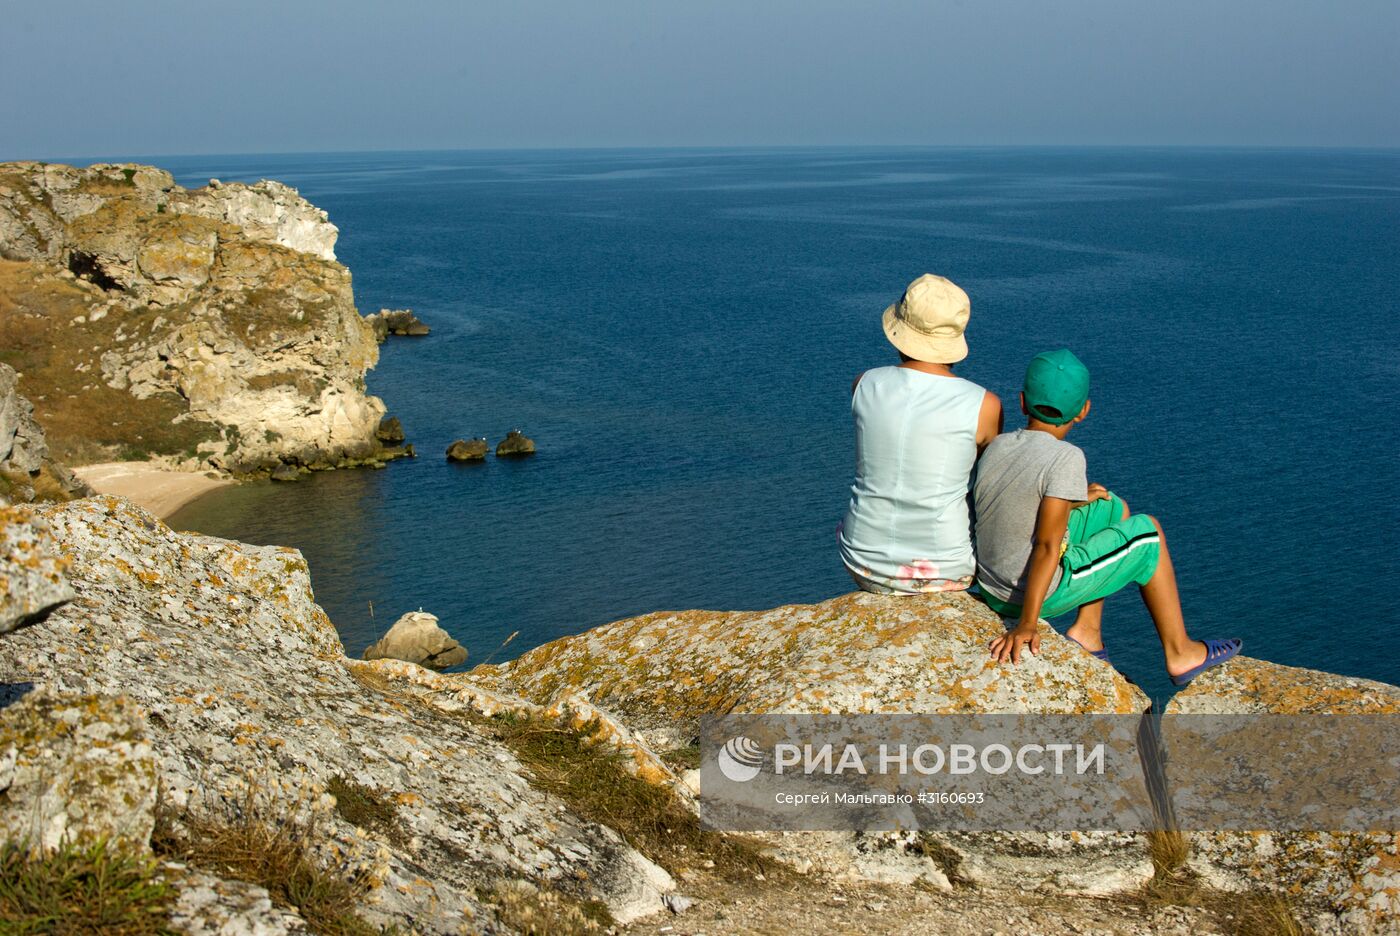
[1059,494,1129,651]
[1064,598,1106,652]
[1137,517,1207,679]
[1047,512,1209,676]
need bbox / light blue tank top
[839,367,986,592]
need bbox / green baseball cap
[1023,349,1090,425]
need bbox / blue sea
[127,147,1398,703]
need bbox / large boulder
[362,610,468,670]
[0,162,402,473]
[0,496,676,931]
[472,591,1157,894]
[472,590,1150,730]
[0,503,74,633]
[1165,657,1400,935]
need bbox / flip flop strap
[1205,638,1238,660]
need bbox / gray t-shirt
[972,429,1089,604]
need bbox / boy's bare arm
[990,495,1072,664]
[976,392,1003,452]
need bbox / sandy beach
[74,463,233,520]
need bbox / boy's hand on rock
[990,625,1040,664]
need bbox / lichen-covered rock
[473,590,1150,732]
[0,496,675,931]
[495,429,536,458]
[0,504,74,633]
[471,591,1155,895]
[1166,656,1400,934]
[165,866,308,936]
[0,162,400,473]
[0,688,158,855]
[1165,655,1400,715]
[362,609,467,669]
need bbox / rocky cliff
[472,596,1400,935]
[2,497,1395,934]
[0,497,675,932]
[0,162,398,474]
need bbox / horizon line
[12,141,1400,166]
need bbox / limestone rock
[0,504,75,633]
[166,866,308,935]
[375,415,405,445]
[446,438,488,461]
[0,688,158,855]
[0,363,47,475]
[0,162,400,473]
[1164,654,1400,715]
[471,591,1155,895]
[269,463,301,482]
[1165,656,1400,934]
[0,363,89,501]
[473,590,1149,733]
[365,308,429,342]
[0,496,675,930]
[173,178,339,262]
[495,429,536,458]
[362,610,468,670]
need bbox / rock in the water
[363,610,469,670]
[269,463,301,482]
[495,429,536,458]
[1164,656,1400,935]
[0,504,75,633]
[376,415,405,444]
[446,438,488,462]
[365,308,430,342]
[0,688,158,855]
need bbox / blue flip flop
[1170,638,1243,686]
[1066,635,1111,664]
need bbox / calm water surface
[140,147,1400,703]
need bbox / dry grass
[0,259,220,464]
[486,711,775,883]
[482,880,610,936]
[0,465,82,503]
[152,793,390,936]
[326,775,405,846]
[1134,828,1312,936]
[0,839,176,935]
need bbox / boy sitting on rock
[972,349,1240,685]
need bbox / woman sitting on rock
[838,274,1002,594]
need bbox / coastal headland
[0,163,1395,934]
[0,161,406,484]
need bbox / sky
[3,0,1397,158]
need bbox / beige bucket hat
[881,274,970,364]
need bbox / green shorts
[980,494,1161,619]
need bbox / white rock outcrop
[0,162,400,474]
